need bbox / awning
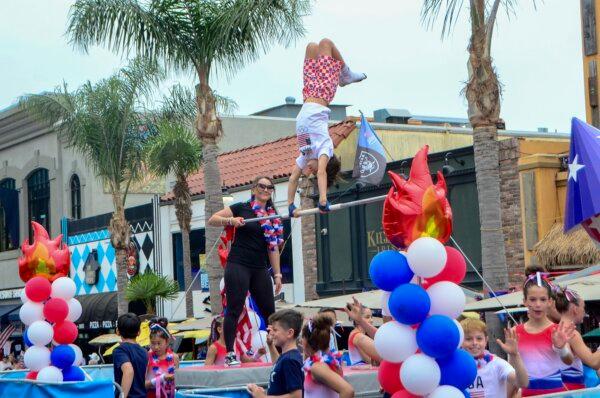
[465,273,600,312]
[76,292,118,330]
[297,288,481,310]
[0,303,21,318]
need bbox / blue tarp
[0,379,114,397]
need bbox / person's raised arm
[287,166,302,217]
[344,297,378,339]
[497,328,529,389]
[568,331,600,369]
[316,155,329,208]
[207,206,244,228]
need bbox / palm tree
[126,271,180,315]
[19,58,164,315]
[146,85,201,318]
[421,0,516,346]
[67,0,309,313]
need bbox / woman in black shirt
[208,176,283,366]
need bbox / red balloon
[378,361,404,394]
[391,390,420,398]
[53,320,78,344]
[425,246,466,285]
[25,276,52,302]
[25,371,38,380]
[43,298,69,323]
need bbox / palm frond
[145,120,202,177]
[155,84,197,125]
[125,271,180,302]
[19,57,163,200]
[421,0,466,37]
[207,0,310,79]
[67,0,195,71]
[213,92,238,116]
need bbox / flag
[352,113,387,185]
[564,118,600,246]
[0,324,15,353]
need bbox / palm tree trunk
[195,68,225,315]
[466,13,508,353]
[174,176,195,319]
[109,192,131,316]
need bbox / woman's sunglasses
[256,183,275,191]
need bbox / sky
[0,1,584,132]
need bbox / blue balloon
[369,250,414,291]
[51,344,76,370]
[416,315,460,358]
[23,328,32,347]
[437,349,477,391]
[62,365,86,381]
[389,283,430,325]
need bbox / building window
[70,174,81,219]
[0,178,17,252]
[27,169,50,240]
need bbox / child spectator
[145,317,179,398]
[247,309,304,398]
[301,313,354,398]
[515,266,575,396]
[461,318,528,398]
[204,315,266,365]
[113,313,148,398]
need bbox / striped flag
[0,324,15,353]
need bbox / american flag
[0,324,15,353]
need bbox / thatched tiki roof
[533,223,600,269]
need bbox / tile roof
[162,120,356,200]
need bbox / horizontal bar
[243,194,388,223]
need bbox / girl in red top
[515,266,575,396]
[204,315,266,366]
[145,317,179,398]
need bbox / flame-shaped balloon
[18,222,71,282]
[382,146,453,249]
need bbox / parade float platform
[176,362,381,397]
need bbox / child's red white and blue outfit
[147,348,175,398]
[303,350,344,398]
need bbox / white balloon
[428,385,464,398]
[400,353,441,396]
[248,310,261,332]
[427,282,466,319]
[70,344,84,366]
[20,288,29,304]
[453,319,465,349]
[28,320,54,346]
[24,346,51,371]
[19,301,44,325]
[374,321,417,363]
[219,278,225,292]
[251,330,271,363]
[37,365,64,383]
[67,298,82,322]
[51,277,76,300]
[406,237,447,278]
[381,291,391,317]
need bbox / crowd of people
[0,352,24,371]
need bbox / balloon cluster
[370,241,476,397]
[17,222,85,382]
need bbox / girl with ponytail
[301,314,354,398]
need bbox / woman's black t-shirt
[227,201,269,268]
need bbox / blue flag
[564,117,600,233]
[352,114,387,185]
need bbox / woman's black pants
[223,262,276,352]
